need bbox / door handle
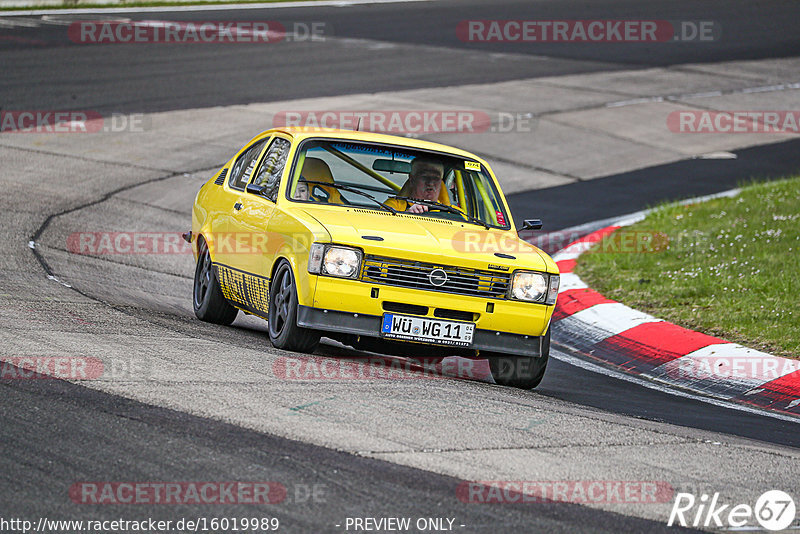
[234,202,243,211]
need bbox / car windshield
[286,139,511,228]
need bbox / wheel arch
[270,255,315,307]
[193,225,216,262]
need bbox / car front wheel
[268,261,320,353]
[487,329,550,389]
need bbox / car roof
[261,127,484,161]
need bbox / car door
[225,136,292,315]
[211,136,270,306]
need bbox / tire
[193,238,238,325]
[268,261,320,353]
[488,329,550,389]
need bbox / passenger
[297,158,343,204]
[293,178,310,201]
[384,158,445,214]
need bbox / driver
[384,157,445,214]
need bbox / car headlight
[308,244,362,279]
[510,271,554,303]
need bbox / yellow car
[188,128,559,388]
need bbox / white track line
[605,82,800,108]
[0,16,42,26]
[4,0,431,17]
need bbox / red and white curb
[548,196,800,418]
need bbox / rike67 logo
[668,490,796,531]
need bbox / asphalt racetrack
[1,1,800,532]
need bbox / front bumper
[297,306,546,357]
[309,275,554,333]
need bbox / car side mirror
[521,219,543,231]
[246,183,266,196]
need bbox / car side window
[229,138,269,191]
[251,137,291,202]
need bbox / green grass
[0,0,323,11]
[575,176,800,358]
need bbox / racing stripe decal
[215,263,270,315]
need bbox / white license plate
[381,313,474,347]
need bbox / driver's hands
[408,203,429,214]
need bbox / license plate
[381,313,474,347]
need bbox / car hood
[302,207,554,273]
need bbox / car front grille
[361,255,510,299]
